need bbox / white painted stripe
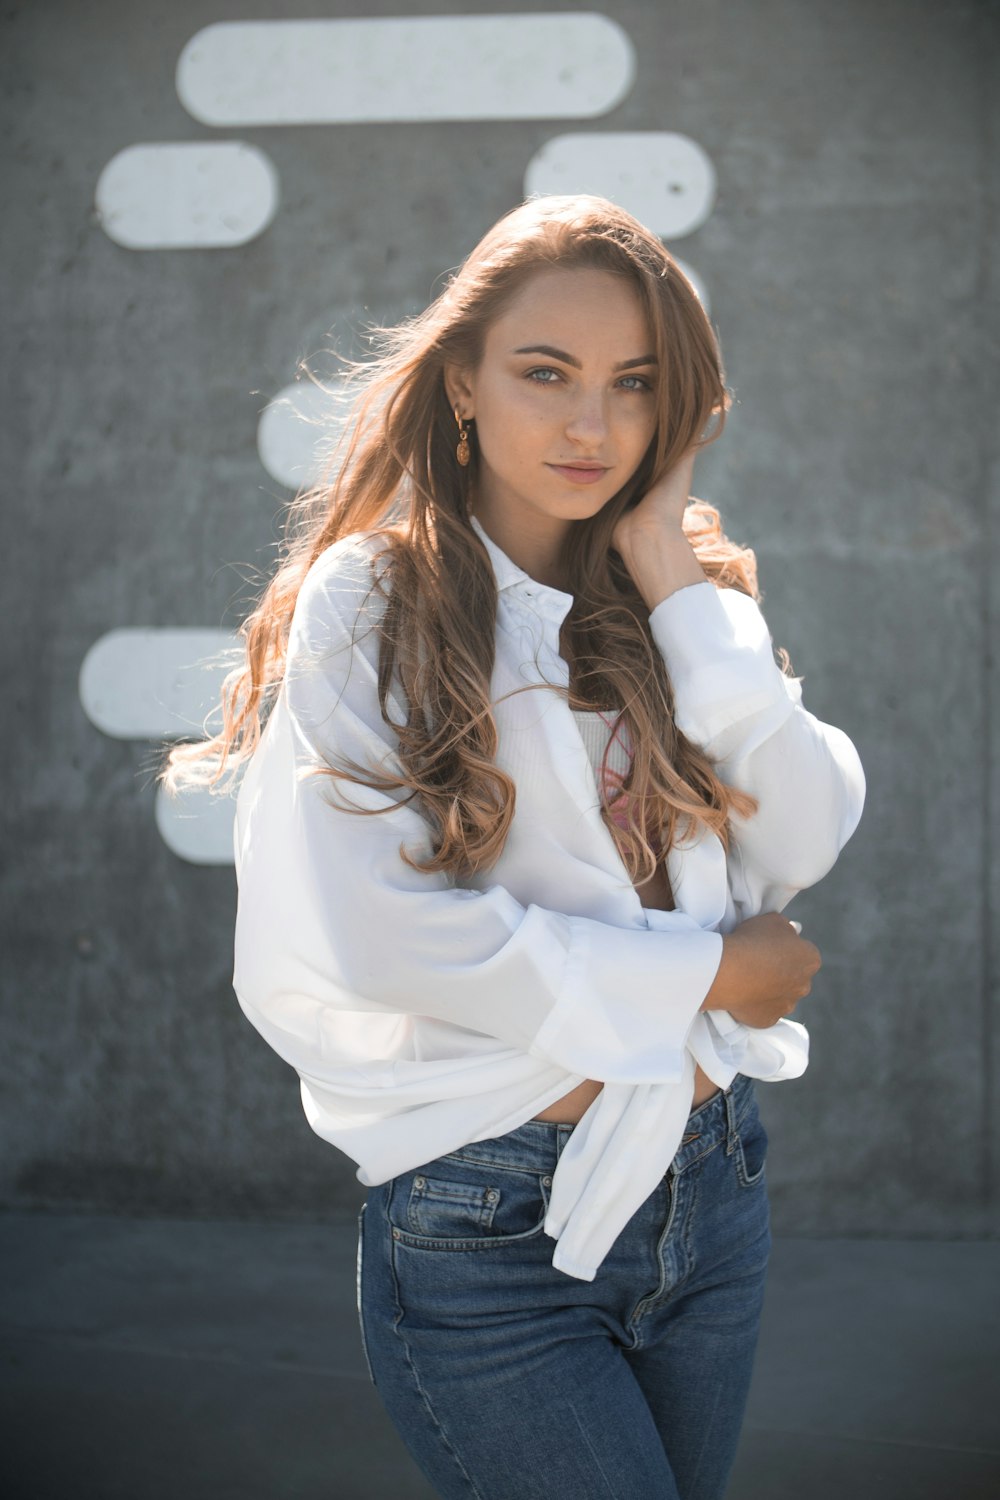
[155,782,238,866]
[95,142,278,250]
[257,379,352,489]
[79,629,238,739]
[176,15,634,125]
[524,132,716,239]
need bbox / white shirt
[232,514,866,1282]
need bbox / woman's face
[447,265,659,572]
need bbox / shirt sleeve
[232,536,725,1088]
[648,580,866,908]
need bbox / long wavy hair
[161,194,793,888]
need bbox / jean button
[541,1175,552,1187]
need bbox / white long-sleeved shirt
[232,514,866,1281]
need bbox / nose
[564,387,609,447]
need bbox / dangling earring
[454,405,471,467]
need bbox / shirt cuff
[528,914,724,1085]
[648,582,791,744]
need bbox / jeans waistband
[441,1072,757,1177]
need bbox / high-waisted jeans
[356,1070,770,1499]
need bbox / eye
[618,374,654,393]
[525,367,562,385]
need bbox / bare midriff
[531,858,722,1124]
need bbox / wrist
[700,934,740,1013]
[618,527,708,613]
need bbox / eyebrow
[511,344,658,371]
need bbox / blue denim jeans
[356,1070,770,1499]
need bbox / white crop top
[568,708,632,786]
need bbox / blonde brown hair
[161,193,793,886]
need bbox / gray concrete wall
[3,0,997,1235]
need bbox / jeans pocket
[735,1105,769,1189]
[387,1161,551,1251]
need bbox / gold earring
[454,405,471,467]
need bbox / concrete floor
[1,1212,997,1499]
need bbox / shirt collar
[468,514,575,615]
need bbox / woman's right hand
[700,912,822,1029]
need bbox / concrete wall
[3,0,997,1235]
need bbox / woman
[162,194,865,1498]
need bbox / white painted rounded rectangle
[80,629,239,739]
[176,14,634,125]
[258,380,352,489]
[95,142,279,249]
[525,132,716,239]
[156,782,238,866]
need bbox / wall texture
[3,0,997,1236]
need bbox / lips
[547,462,610,485]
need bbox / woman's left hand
[612,445,697,559]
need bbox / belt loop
[724,1082,739,1156]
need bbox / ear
[442,359,476,419]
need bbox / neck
[470,493,570,592]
